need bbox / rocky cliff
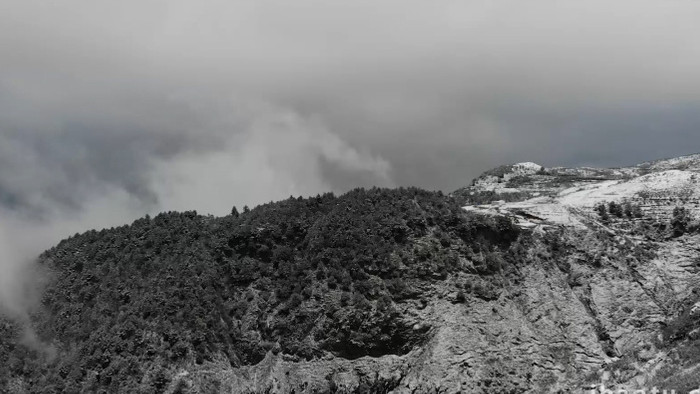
[3,155,700,393]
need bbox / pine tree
[632,204,643,218]
[595,203,609,222]
[623,201,633,218]
[608,201,623,218]
[671,206,690,236]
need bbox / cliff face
[3,155,700,393]
[176,233,700,393]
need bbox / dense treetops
[1,187,520,393]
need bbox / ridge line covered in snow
[462,164,700,230]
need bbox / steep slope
[453,153,700,391]
[1,188,524,393]
[2,155,700,393]
[455,154,700,231]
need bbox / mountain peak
[513,161,544,171]
[4,153,700,392]
[456,153,700,232]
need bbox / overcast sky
[2,1,700,292]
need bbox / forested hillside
[7,155,700,393]
[0,187,519,393]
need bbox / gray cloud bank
[3,1,700,314]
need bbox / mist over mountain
[4,2,700,393]
[2,154,700,392]
[4,1,700,323]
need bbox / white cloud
[2,0,700,316]
[152,103,392,215]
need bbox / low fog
[0,102,391,318]
[3,0,700,317]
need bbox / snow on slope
[640,152,700,172]
[512,162,544,173]
[463,163,700,230]
[470,162,544,193]
[559,170,698,208]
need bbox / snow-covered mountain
[448,153,700,392]
[456,153,700,231]
[4,154,700,393]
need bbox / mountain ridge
[2,154,700,393]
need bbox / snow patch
[463,160,700,231]
[512,162,543,173]
[558,170,698,208]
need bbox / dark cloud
[2,2,700,314]
[3,2,700,205]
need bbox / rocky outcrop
[166,228,700,393]
[195,154,700,393]
[5,155,700,393]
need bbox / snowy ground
[463,168,700,230]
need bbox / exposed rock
[5,155,700,393]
